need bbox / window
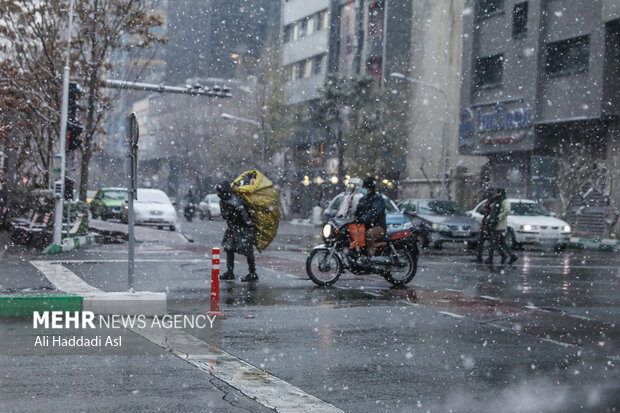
[291,64,299,80]
[477,0,504,18]
[283,25,293,43]
[303,59,313,78]
[319,10,329,30]
[545,35,590,76]
[512,2,528,37]
[313,54,325,75]
[474,54,504,88]
[306,16,316,36]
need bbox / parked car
[398,199,480,248]
[90,188,127,220]
[120,188,178,231]
[322,188,412,232]
[467,198,571,249]
[198,193,221,220]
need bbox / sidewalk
[568,236,620,252]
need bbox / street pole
[390,72,450,199]
[52,0,75,245]
[126,113,139,293]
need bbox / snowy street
[1,220,618,412]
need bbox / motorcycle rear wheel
[306,248,342,286]
[384,247,418,286]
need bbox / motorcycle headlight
[562,225,571,233]
[322,224,332,239]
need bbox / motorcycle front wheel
[306,247,342,286]
[384,247,418,286]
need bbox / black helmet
[362,176,376,190]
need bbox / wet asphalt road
[0,219,618,412]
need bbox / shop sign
[459,104,533,137]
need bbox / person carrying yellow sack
[217,171,280,282]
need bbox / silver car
[398,199,480,248]
[198,193,221,220]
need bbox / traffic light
[67,122,83,150]
[68,82,82,122]
[64,177,75,201]
[67,82,83,151]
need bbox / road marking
[525,305,551,312]
[480,295,501,301]
[429,261,620,270]
[31,261,101,295]
[132,326,343,413]
[30,260,343,413]
[437,311,465,319]
[541,338,575,348]
[46,259,204,264]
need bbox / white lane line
[31,260,101,295]
[541,338,576,348]
[525,305,551,312]
[437,311,465,319]
[429,261,619,270]
[31,260,342,413]
[480,295,501,301]
[132,326,343,413]
[46,259,204,264]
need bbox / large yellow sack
[232,170,280,252]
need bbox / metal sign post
[126,113,139,292]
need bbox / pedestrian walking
[216,181,258,282]
[472,187,495,263]
[485,188,518,265]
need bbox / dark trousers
[476,230,490,260]
[488,229,513,261]
[226,249,256,274]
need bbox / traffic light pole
[52,0,75,245]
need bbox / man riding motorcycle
[354,176,386,257]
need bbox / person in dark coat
[486,188,517,265]
[354,176,387,257]
[472,187,495,263]
[216,181,258,282]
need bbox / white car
[198,193,221,220]
[121,189,178,231]
[468,198,571,249]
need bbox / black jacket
[220,193,255,256]
[487,189,507,230]
[354,192,386,230]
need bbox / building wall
[395,0,485,201]
[459,0,620,235]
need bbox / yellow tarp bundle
[232,170,280,252]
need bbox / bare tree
[72,0,164,200]
[556,142,618,237]
[0,0,164,199]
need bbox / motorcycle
[183,202,196,222]
[306,219,420,286]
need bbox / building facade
[459,0,620,236]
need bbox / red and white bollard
[208,247,225,317]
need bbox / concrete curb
[42,234,95,255]
[567,237,619,252]
[0,294,82,317]
[83,292,167,315]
